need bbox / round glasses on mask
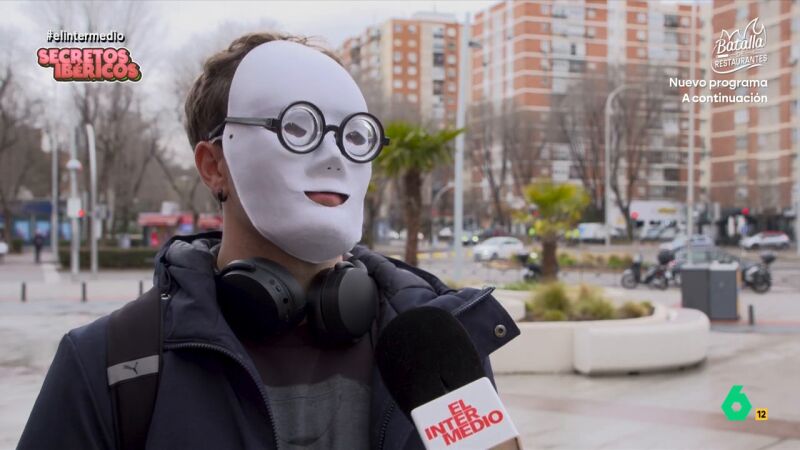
[207,101,390,163]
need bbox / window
[637,13,646,23]
[637,47,646,57]
[408,52,418,63]
[433,52,444,66]
[587,27,596,38]
[393,51,402,62]
[393,79,403,89]
[447,27,457,37]
[408,66,418,75]
[446,54,457,65]
[541,40,550,52]
[394,39,402,47]
[541,4,550,15]
[587,8,596,19]
[735,109,748,124]
[447,82,456,92]
[408,80,418,89]
[394,24,403,33]
[541,22,550,33]
[736,135,748,150]
[735,161,748,177]
[408,24,417,33]
[636,30,646,41]
[408,40,417,48]
[393,65,402,74]
[433,80,444,95]
[541,59,550,70]
[681,16,690,27]
[570,43,577,55]
[407,93,418,103]
[446,67,456,77]
[664,14,679,28]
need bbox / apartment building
[709,0,800,234]
[470,0,709,225]
[338,12,463,126]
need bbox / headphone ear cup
[307,263,378,344]
[217,258,306,340]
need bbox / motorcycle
[517,252,557,282]
[741,252,775,293]
[621,254,669,290]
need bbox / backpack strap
[106,287,163,450]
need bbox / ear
[194,141,229,194]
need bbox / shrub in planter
[11,238,24,253]
[557,252,577,268]
[528,282,571,319]
[58,247,158,269]
[616,301,650,319]
[572,285,615,320]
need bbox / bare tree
[608,65,665,239]
[468,100,510,230]
[499,99,549,201]
[0,66,45,240]
[555,76,608,217]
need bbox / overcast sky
[3,1,497,158]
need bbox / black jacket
[19,232,519,449]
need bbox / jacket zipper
[164,342,280,450]
[376,286,495,449]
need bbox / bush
[615,301,649,319]
[557,252,577,268]
[607,254,633,270]
[572,284,615,320]
[11,238,24,253]
[529,282,571,318]
[58,247,158,269]
[541,309,568,321]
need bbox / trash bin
[680,262,739,320]
[709,262,739,320]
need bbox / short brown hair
[184,32,342,148]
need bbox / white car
[659,234,715,252]
[473,237,525,261]
[740,231,790,250]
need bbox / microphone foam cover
[375,306,485,416]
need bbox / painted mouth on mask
[304,191,349,207]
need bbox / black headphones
[216,256,378,345]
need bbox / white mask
[223,41,373,263]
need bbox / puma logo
[123,361,139,374]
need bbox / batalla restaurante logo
[712,17,768,74]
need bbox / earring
[216,189,228,203]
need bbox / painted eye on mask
[283,121,309,139]
[345,130,366,146]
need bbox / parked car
[461,229,482,246]
[659,234,715,252]
[740,231,791,250]
[473,236,525,261]
[399,229,424,241]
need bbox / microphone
[376,307,521,449]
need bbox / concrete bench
[573,308,709,374]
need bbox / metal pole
[453,13,470,281]
[69,129,80,276]
[86,124,98,275]
[795,183,800,256]
[431,183,454,250]
[687,3,697,264]
[50,132,59,265]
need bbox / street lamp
[431,182,454,248]
[454,12,482,281]
[604,84,640,247]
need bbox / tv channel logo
[721,385,768,421]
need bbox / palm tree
[522,181,589,280]
[376,122,462,266]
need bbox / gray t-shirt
[242,324,373,449]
